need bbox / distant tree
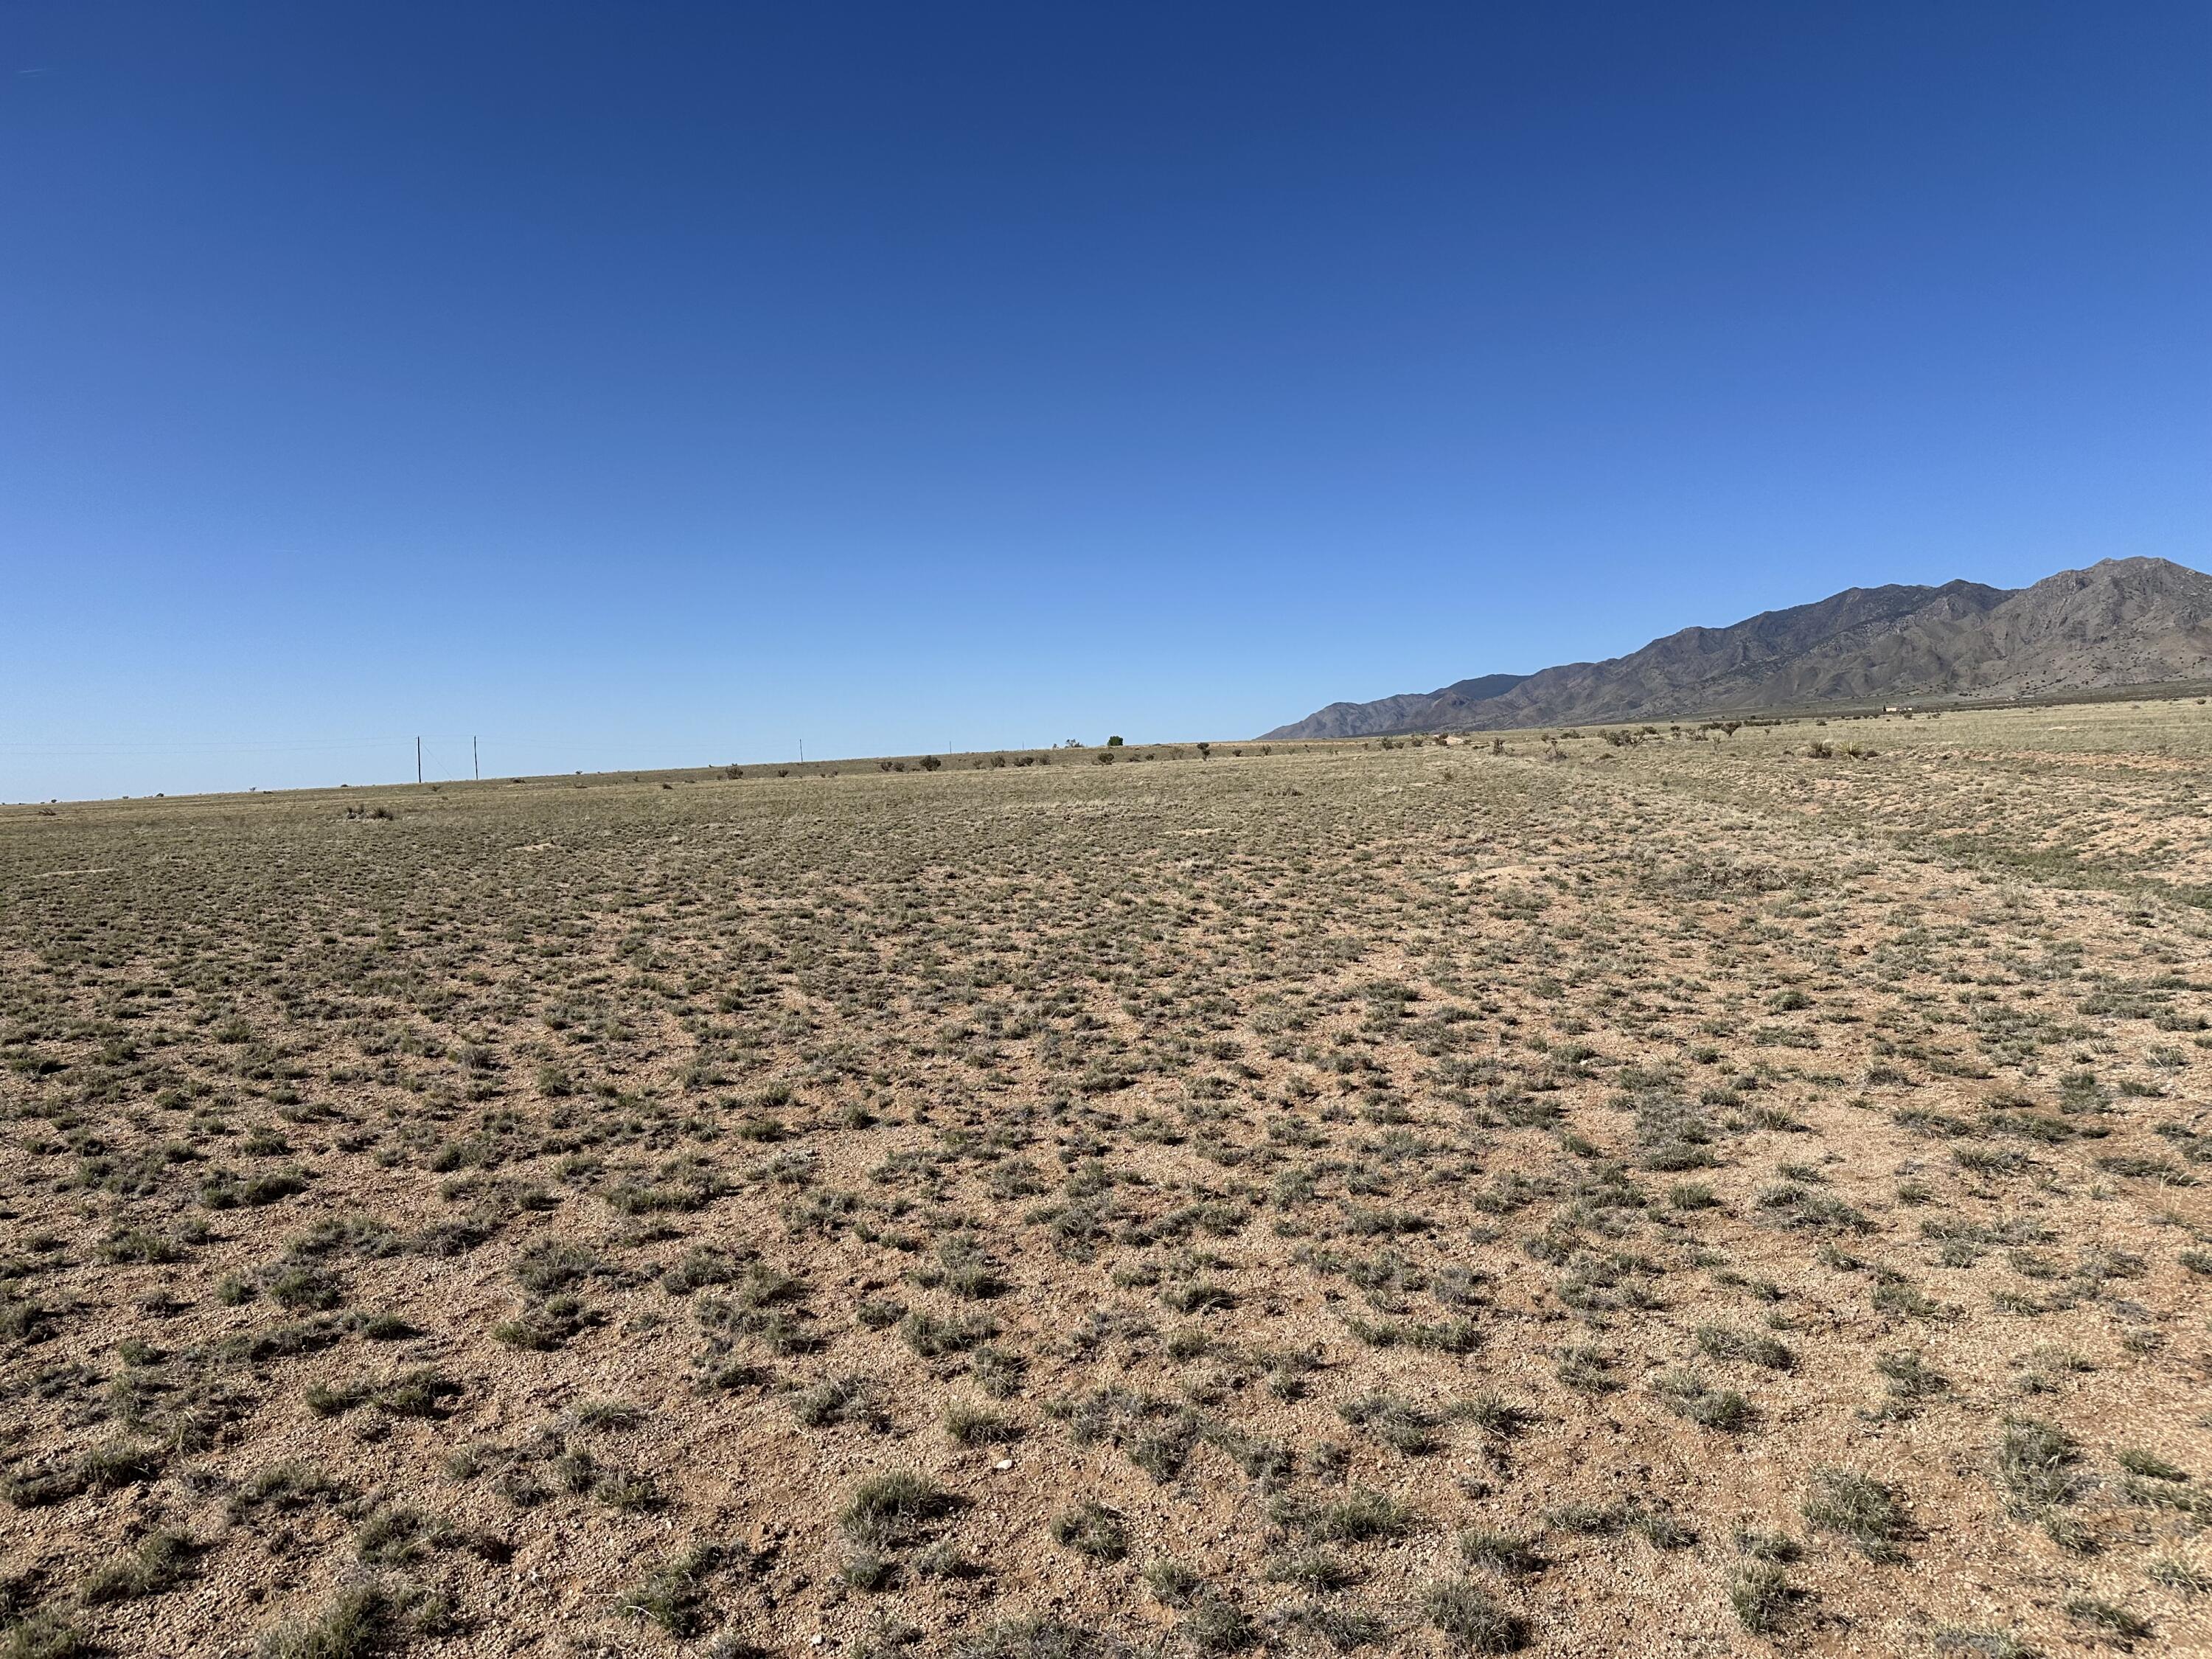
[1196,742,1211,759]
[919,755,942,771]
[1106,735,1124,747]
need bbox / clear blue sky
[4,3,2206,799]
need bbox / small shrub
[592,1468,665,1512]
[0,1613,88,1659]
[2115,1448,2187,1482]
[1729,1561,1795,1633]
[2149,1557,2211,1593]
[2065,1597,2152,1641]
[1458,1528,1544,1575]
[372,1368,462,1418]
[1803,1467,1910,1562]
[1997,1416,2081,1508]
[1653,1370,1753,1431]
[1049,1500,1128,1562]
[901,1309,996,1357]
[843,1470,957,1548]
[970,1345,1028,1398]
[257,1581,420,1659]
[1141,1558,1203,1606]
[1695,1325,1793,1371]
[1276,1601,1386,1652]
[841,1550,900,1592]
[353,1505,452,1567]
[77,1528,196,1605]
[1337,1392,1442,1455]
[228,1461,345,1518]
[98,1228,182,1265]
[855,1297,906,1329]
[794,1374,886,1430]
[1180,1596,1257,1655]
[1272,1488,1416,1544]
[616,1544,723,1638]
[943,1401,1018,1445]
[1420,1577,1527,1653]
[510,1241,609,1298]
[1264,1548,1357,1590]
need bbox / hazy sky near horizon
[4,3,2207,800]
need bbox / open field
[4,702,2211,1658]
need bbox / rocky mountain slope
[1262,557,2212,737]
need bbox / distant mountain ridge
[1260,557,2212,739]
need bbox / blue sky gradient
[4,3,2207,799]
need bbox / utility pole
[799,737,804,764]
[416,737,422,785]
[473,736,479,781]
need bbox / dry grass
[2,704,2211,1655]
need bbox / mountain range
[1260,557,2212,739]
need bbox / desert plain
[3,701,2210,1658]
